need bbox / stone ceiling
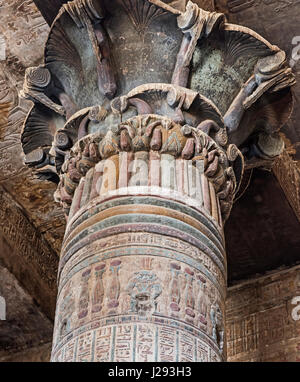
[0,264,52,360]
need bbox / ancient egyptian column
[20,0,295,362]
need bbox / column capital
[20,0,294,215]
[53,109,243,221]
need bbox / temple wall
[0,343,52,363]
[226,265,300,362]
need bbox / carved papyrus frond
[121,0,168,34]
[45,21,84,84]
[223,23,278,65]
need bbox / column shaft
[51,151,226,362]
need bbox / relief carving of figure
[210,301,224,352]
[127,271,162,316]
[57,282,76,341]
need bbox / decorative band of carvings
[51,317,223,362]
[52,254,225,360]
[54,114,242,221]
[58,231,226,293]
[62,195,224,257]
[58,241,226,301]
[66,186,224,236]
[65,194,224,243]
[60,215,225,275]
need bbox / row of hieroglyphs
[226,267,300,360]
[52,322,222,362]
[227,0,300,13]
[0,189,58,288]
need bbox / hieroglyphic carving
[107,260,122,313]
[114,325,133,362]
[158,326,177,361]
[52,321,223,362]
[210,301,224,351]
[57,280,76,338]
[169,263,181,315]
[136,324,156,362]
[94,327,113,362]
[0,187,58,318]
[183,267,195,324]
[225,0,300,14]
[178,330,195,361]
[0,189,58,287]
[273,148,300,223]
[227,265,300,362]
[78,268,91,319]
[91,263,105,314]
[0,1,49,73]
[0,75,30,180]
[77,331,94,362]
